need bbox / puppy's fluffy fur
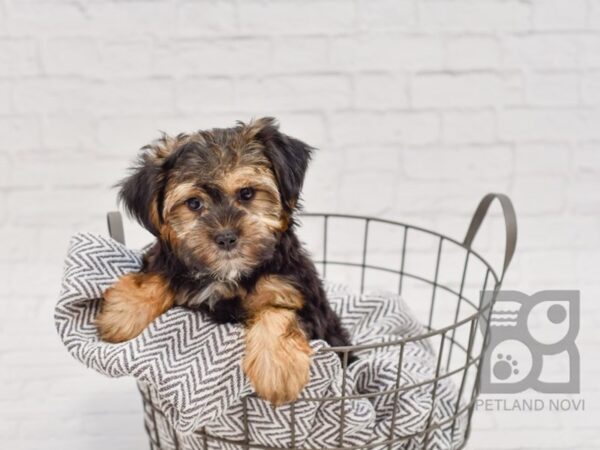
[96,118,353,405]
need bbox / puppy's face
[119,118,312,280]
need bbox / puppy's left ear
[248,117,313,213]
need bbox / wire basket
[107,193,517,450]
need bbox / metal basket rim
[298,212,500,285]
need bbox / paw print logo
[494,354,519,380]
[480,291,580,394]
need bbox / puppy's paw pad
[244,343,311,406]
[96,273,174,343]
[96,287,137,343]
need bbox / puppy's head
[119,117,312,280]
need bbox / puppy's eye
[186,197,204,211]
[239,187,255,201]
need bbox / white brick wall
[1,0,599,449]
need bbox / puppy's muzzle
[215,229,238,251]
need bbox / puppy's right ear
[245,117,313,215]
[118,135,176,236]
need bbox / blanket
[55,233,466,449]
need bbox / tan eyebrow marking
[162,181,201,216]
[220,165,279,198]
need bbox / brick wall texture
[1,0,599,449]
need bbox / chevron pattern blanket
[55,233,466,449]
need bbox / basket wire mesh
[107,193,517,450]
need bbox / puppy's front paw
[96,273,174,343]
[243,309,311,406]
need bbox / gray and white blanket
[55,233,465,449]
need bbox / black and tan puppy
[96,117,353,405]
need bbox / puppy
[96,117,353,405]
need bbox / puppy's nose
[215,230,238,250]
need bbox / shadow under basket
[106,193,517,450]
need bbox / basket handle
[463,193,517,283]
[107,211,126,245]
